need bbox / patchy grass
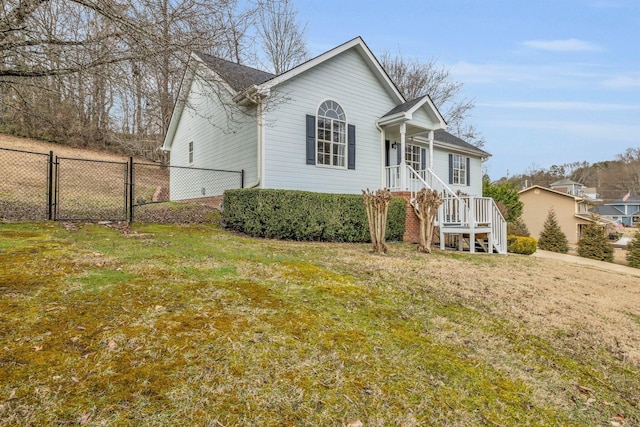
[1,222,639,426]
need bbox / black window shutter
[397,143,402,165]
[306,115,315,165]
[421,148,427,171]
[385,140,390,167]
[466,157,471,186]
[448,153,453,184]
[347,124,356,170]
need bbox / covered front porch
[376,96,507,254]
[386,163,507,254]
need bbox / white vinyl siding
[262,49,398,193]
[431,147,483,196]
[167,68,257,199]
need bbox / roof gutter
[233,85,270,107]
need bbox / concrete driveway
[532,249,640,277]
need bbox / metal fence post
[54,155,60,220]
[241,170,244,188]
[47,150,54,220]
[128,157,134,222]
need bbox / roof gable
[519,185,584,201]
[383,95,429,117]
[258,37,405,103]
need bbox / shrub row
[222,189,406,242]
[507,235,537,255]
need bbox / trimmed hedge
[507,235,537,255]
[222,188,406,242]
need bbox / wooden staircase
[406,166,507,254]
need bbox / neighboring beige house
[519,185,599,245]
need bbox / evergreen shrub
[537,208,569,253]
[577,224,614,262]
[507,235,537,255]
[627,227,640,268]
[223,189,406,242]
[507,217,530,237]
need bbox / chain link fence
[0,147,243,222]
[131,162,243,222]
[56,157,129,221]
[0,148,52,220]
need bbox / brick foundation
[392,192,440,245]
[392,192,420,243]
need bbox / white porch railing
[386,165,507,254]
[385,165,400,192]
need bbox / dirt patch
[0,133,137,161]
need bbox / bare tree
[256,0,308,75]
[379,50,482,147]
[0,0,257,153]
[616,147,640,164]
[211,1,256,65]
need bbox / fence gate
[55,157,129,221]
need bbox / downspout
[243,96,264,189]
[375,121,385,189]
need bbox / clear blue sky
[295,0,640,180]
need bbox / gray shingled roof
[196,52,275,92]
[591,205,625,216]
[432,129,490,157]
[382,95,428,117]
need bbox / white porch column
[399,123,407,191]
[428,130,434,169]
[380,127,386,189]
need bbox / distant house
[592,195,640,227]
[161,36,506,253]
[550,179,585,197]
[519,185,600,245]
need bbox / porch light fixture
[391,141,397,148]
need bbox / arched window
[316,100,346,167]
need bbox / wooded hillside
[0,0,306,159]
[495,147,640,202]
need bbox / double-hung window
[405,144,421,172]
[451,154,467,185]
[317,100,346,168]
[188,141,194,165]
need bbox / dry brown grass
[0,134,134,161]
[1,221,639,425]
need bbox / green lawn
[1,220,638,426]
